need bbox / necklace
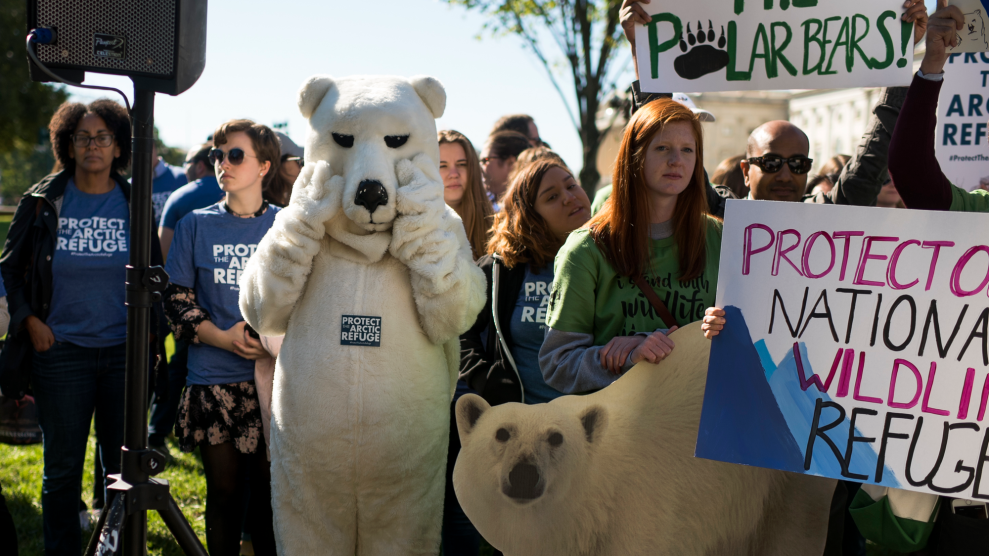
[223,200,268,218]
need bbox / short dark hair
[48,99,131,174]
[486,131,531,161]
[186,143,213,166]
[213,119,290,206]
[491,114,534,138]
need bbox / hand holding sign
[925,2,968,74]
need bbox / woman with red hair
[540,98,723,393]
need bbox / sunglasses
[208,147,258,166]
[747,155,813,175]
[281,154,304,167]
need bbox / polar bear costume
[240,75,486,555]
[453,322,837,556]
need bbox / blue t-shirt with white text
[47,179,129,348]
[165,202,279,385]
[509,263,562,404]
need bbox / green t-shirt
[590,184,613,215]
[949,183,989,212]
[546,218,723,345]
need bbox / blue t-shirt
[160,175,223,230]
[165,202,279,385]
[150,160,187,228]
[47,180,129,348]
[508,263,561,404]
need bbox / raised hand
[902,0,929,46]
[922,0,965,75]
[620,0,652,48]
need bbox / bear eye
[495,428,511,443]
[384,135,409,149]
[548,432,563,447]
[332,133,354,148]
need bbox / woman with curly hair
[163,119,280,556]
[438,130,493,259]
[538,98,723,394]
[0,98,162,555]
[460,157,591,406]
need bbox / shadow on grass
[5,488,43,555]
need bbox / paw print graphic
[673,21,730,80]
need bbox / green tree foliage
[443,0,626,193]
[0,0,69,201]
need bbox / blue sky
[68,0,636,173]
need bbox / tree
[443,0,627,195]
[0,0,70,200]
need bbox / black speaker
[26,0,207,95]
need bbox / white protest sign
[697,200,989,500]
[635,0,915,93]
[936,53,989,191]
[948,0,989,53]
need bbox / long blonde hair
[439,130,494,259]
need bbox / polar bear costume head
[297,75,446,232]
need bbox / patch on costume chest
[340,315,382,347]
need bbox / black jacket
[459,254,528,406]
[0,170,165,398]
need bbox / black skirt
[176,380,263,454]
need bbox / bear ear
[409,75,446,119]
[579,406,607,444]
[455,394,490,442]
[297,75,334,120]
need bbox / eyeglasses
[209,147,257,166]
[479,156,502,165]
[747,155,814,175]
[281,155,304,167]
[72,134,114,148]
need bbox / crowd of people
[2,0,987,554]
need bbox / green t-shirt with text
[547,219,722,345]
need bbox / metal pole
[122,87,155,556]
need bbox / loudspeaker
[26,0,207,95]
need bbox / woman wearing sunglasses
[163,119,281,556]
[0,99,165,554]
[539,99,723,394]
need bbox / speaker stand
[84,86,208,556]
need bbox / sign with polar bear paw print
[635,0,915,93]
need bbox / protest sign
[935,53,989,190]
[948,0,989,54]
[635,0,915,93]
[697,200,989,500]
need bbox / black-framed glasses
[747,155,814,175]
[209,147,257,166]
[479,156,502,165]
[281,155,304,167]
[72,133,114,148]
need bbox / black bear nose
[504,461,543,501]
[355,180,388,214]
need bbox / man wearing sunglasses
[740,121,813,203]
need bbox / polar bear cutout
[240,75,486,555]
[454,322,837,556]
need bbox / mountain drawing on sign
[674,21,730,80]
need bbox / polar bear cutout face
[961,10,989,50]
[297,74,446,232]
[455,396,606,507]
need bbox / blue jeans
[32,341,126,556]
[148,338,189,446]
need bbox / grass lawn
[1,432,207,555]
